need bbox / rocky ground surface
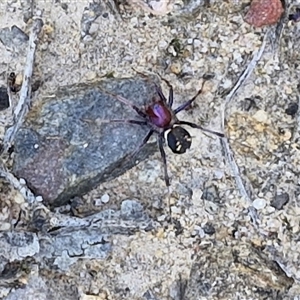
[0,0,300,299]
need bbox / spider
[102,76,224,186]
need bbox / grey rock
[202,222,215,235]
[0,232,40,261]
[0,25,29,49]
[121,199,144,220]
[175,0,208,20]
[81,2,106,37]
[0,87,9,110]
[39,229,111,271]
[201,184,219,203]
[3,273,49,300]
[13,76,158,206]
[0,200,154,274]
[271,192,290,210]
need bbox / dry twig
[0,18,43,204]
[220,34,268,224]
[2,18,43,153]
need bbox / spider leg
[104,88,148,119]
[177,121,224,138]
[155,84,168,104]
[131,69,173,108]
[174,79,207,114]
[113,94,148,119]
[160,77,174,108]
[154,74,174,108]
[158,134,170,186]
[129,129,154,159]
[98,119,147,125]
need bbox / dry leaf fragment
[244,0,284,27]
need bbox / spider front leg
[174,79,207,114]
[155,75,174,108]
[103,88,148,119]
[158,134,170,186]
[161,77,174,108]
[129,129,154,159]
[178,121,224,138]
[98,119,147,126]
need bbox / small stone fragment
[202,222,216,235]
[0,25,29,49]
[170,63,181,75]
[127,0,172,15]
[252,198,266,210]
[0,87,9,110]
[244,0,284,28]
[285,102,298,116]
[121,199,144,220]
[252,109,269,123]
[202,185,219,203]
[101,193,110,203]
[289,9,300,22]
[270,192,289,210]
[0,222,11,231]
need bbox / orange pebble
[244,0,284,27]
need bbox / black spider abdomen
[167,126,192,154]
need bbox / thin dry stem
[220,33,268,224]
[2,18,43,153]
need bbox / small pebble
[285,102,298,116]
[157,214,167,222]
[0,222,11,231]
[270,192,289,210]
[214,169,224,180]
[244,0,284,27]
[202,222,216,235]
[193,39,201,47]
[0,87,9,110]
[170,63,181,75]
[85,71,97,81]
[252,198,266,210]
[14,191,24,204]
[36,196,43,202]
[170,206,181,214]
[253,110,269,123]
[289,10,300,22]
[19,178,26,185]
[89,22,99,35]
[101,193,110,203]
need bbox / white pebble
[101,193,110,203]
[0,222,11,231]
[158,40,168,49]
[214,170,224,179]
[193,39,201,47]
[19,178,26,185]
[252,198,266,210]
[94,198,102,206]
[36,196,43,202]
[252,110,269,124]
[170,206,181,215]
[89,22,99,35]
[157,214,167,222]
[14,192,24,204]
